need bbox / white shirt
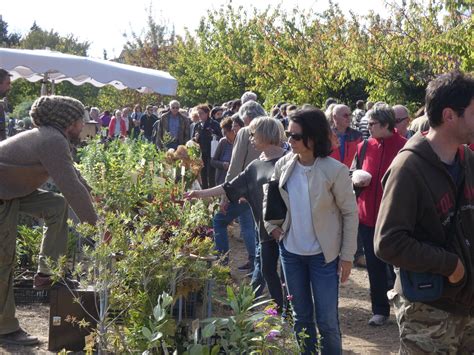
[283,161,322,255]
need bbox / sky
[1,0,387,59]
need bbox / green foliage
[20,21,89,55]
[5,0,472,115]
[185,285,299,354]
[16,225,42,269]
[141,292,176,354]
[10,99,34,119]
[168,0,472,109]
[73,137,229,352]
[0,17,21,47]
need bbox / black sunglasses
[285,131,304,141]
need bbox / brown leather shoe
[0,328,39,346]
[354,255,367,268]
[33,273,79,290]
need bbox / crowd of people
[1,67,474,355]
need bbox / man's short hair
[367,104,396,132]
[325,97,337,109]
[238,101,266,121]
[426,71,474,128]
[169,100,180,108]
[356,100,365,109]
[0,69,12,83]
[241,91,257,104]
[231,114,245,128]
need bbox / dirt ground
[2,226,400,354]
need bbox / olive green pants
[0,189,68,334]
[390,291,474,354]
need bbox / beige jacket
[264,153,358,262]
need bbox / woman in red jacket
[352,104,407,326]
[108,109,127,139]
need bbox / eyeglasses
[395,116,408,124]
[171,106,179,109]
[285,131,304,141]
[368,121,380,127]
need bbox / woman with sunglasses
[186,117,287,311]
[351,104,406,327]
[264,108,358,355]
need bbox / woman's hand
[271,227,283,241]
[184,190,201,200]
[338,259,352,283]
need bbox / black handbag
[263,180,287,221]
[399,178,464,302]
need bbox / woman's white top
[283,161,322,256]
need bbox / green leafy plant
[185,285,299,354]
[16,225,42,269]
[141,292,176,354]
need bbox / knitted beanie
[30,95,85,129]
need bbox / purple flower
[265,308,278,316]
[266,330,280,341]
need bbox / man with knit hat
[0,95,98,346]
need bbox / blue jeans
[212,201,256,259]
[280,243,341,355]
[359,223,391,316]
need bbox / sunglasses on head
[285,131,304,141]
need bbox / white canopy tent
[0,48,178,96]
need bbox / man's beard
[69,134,81,146]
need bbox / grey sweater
[0,126,97,224]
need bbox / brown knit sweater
[0,126,97,224]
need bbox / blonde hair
[248,116,284,146]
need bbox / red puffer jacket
[330,127,363,168]
[357,132,407,227]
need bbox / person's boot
[237,260,252,272]
[0,328,39,346]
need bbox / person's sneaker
[237,261,252,271]
[33,272,79,290]
[368,314,388,326]
[0,328,39,346]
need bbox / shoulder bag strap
[356,139,369,170]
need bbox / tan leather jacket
[264,152,358,263]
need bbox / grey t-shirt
[223,157,280,243]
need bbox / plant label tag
[52,316,61,326]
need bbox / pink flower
[265,308,278,316]
[287,294,293,301]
